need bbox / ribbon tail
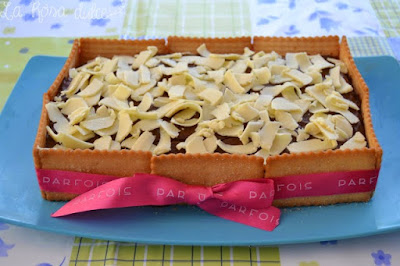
[198,199,281,231]
[51,175,183,217]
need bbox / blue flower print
[257,18,270,25]
[308,10,330,21]
[336,2,348,10]
[50,23,62,29]
[0,222,9,231]
[19,47,29,54]
[112,0,124,6]
[285,25,300,35]
[320,17,340,31]
[258,0,276,4]
[372,250,391,266]
[90,18,110,27]
[320,240,338,245]
[79,0,91,2]
[365,27,379,35]
[289,0,295,9]
[353,30,365,35]
[353,7,362,12]
[315,0,329,3]
[19,0,33,5]
[23,12,38,21]
[37,256,66,266]
[0,238,15,257]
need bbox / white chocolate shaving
[275,110,298,130]
[331,114,353,141]
[285,53,298,69]
[309,54,334,71]
[110,141,121,150]
[154,128,171,155]
[338,76,353,94]
[216,140,258,154]
[296,128,310,142]
[99,97,129,111]
[159,120,180,138]
[139,65,151,84]
[132,131,155,151]
[295,53,312,72]
[46,126,94,149]
[340,132,367,150]
[46,102,70,133]
[271,97,302,112]
[124,70,139,87]
[121,136,137,149]
[168,85,186,99]
[95,119,119,137]
[101,58,118,75]
[78,78,103,97]
[233,103,259,122]
[240,121,264,144]
[329,66,341,89]
[284,69,312,86]
[204,134,218,153]
[64,72,83,97]
[198,88,223,106]
[116,111,132,142]
[254,95,273,110]
[224,70,245,94]
[94,136,112,150]
[270,133,292,155]
[113,84,132,100]
[59,97,89,115]
[327,58,348,73]
[259,121,280,150]
[307,71,323,85]
[253,67,271,84]
[216,124,244,137]
[138,93,153,112]
[310,115,338,140]
[197,44,210,57]
[68,107,90,125]
[287,139,337,153]
[207,69,225,84]
[80,110,116,131]
[186,136,208,154]
[132,47,158,69]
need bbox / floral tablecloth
[0,0,399,265]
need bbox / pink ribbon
[50,173,281,231]
[37,168,380,232]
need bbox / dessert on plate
[33,36,382,207]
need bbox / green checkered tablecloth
[70,238,280,266]
[370,0,400,37]
[0,0,399,266]
[121,0,252,38]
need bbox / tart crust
[33,36,382,205]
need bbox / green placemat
[0,37,73,111]
[69,238,281,266]
[370,0,400,37]
[121,0,251,38]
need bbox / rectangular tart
[33,36,382,206]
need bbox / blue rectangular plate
[0,56,399,246]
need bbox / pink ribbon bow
[52,173,281,231]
